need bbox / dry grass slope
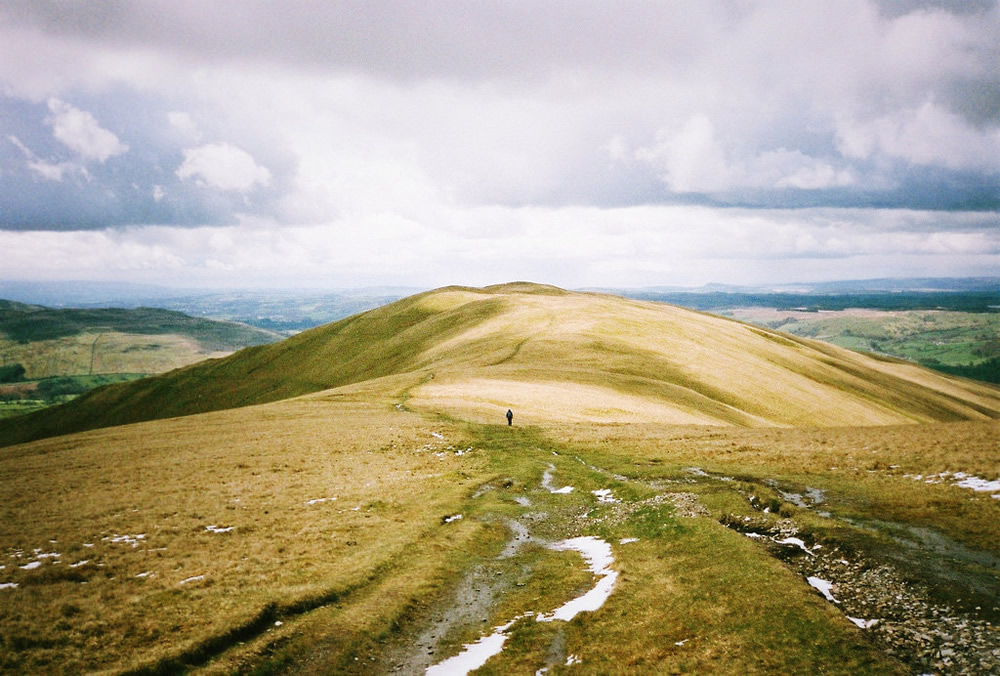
[1,283,998,674]
[3,283,999,448]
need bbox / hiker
[506,409,513,426]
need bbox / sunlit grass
[0,393,489,673]
[2,284,998,673]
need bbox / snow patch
[905,471,1000,498]
[537,537,617,623]
[69,560,90,568]
[179,575,205,585]
[136,571,153,578]
[591,488,619,503]
[426,615,524,675]
[106,534,145,548]
[619,537,639,544]
[20,561,42,570]
[427,536,618,673]
[955,475,1000,493]
[306,496,337,505]
[205,525,234,533]
[848,616,878,629]
[542,464,574,494]
[807,576,838,603]
[0,582,17,590]
[444,514,463,524]
[776,537,815,556]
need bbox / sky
[1,0,998,290]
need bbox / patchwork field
[725,307,1000,383]
[1,284,997,674]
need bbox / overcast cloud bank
[1,0,997,288]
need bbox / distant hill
[0,281,422,333]
[0,301,283,419]
[0,300,282,350]
[2,283,998,448]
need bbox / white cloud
[636,116,855,193]
[6,133,90,182]
[0,205,996,288]
[167,111,201,141]
[26,158,88,182]
[636,115,730,193]
[46,98,128,162]
[175,143,271,192]
[1,1,998,287]
[836,99,1000,171]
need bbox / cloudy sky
[1,0,998,290]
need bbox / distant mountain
[586,277,1000,295]
[0,281,424,333]
[0,280,190,307]
[3,282,998,447]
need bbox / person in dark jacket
[506,409,513,426]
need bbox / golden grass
[2,284,998,673]
[539,419,1000,554]
[402,288,1000,428]
[407,374,723,425]
[5,284,1000,448]
[0,392,489,673]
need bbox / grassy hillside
[0,300,282,420]
[2,283,999,447]
[0,301,281,350]
[0,301,282,385]
[0,300,281,379]
[1,283,998,674]
[1,387,996,673]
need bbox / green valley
[0,301,282,419]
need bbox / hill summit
[2,283,999,446]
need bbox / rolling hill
[0,300,282,379]
[1,282,998,448]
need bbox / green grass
[729,308,1000,381]
[0,301,281,349]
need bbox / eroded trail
[377,429,998,676]
[421,464,620,675]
